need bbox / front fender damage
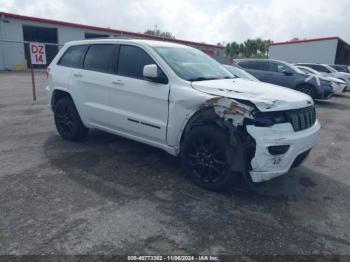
[198,96,257,175]
[203,96,254,126]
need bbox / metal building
[0,12,226,70]
[269,37,350,65]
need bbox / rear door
[55,45,88,117]
[108,44,170,143]
[71,44,116,127]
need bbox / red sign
[29,42,46,65]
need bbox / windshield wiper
[188,77,220,82]
[188,76,234,82]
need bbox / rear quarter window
[58,45,88,68]
[248,61,269,71]
[305,64,330,73]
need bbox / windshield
[287,63,305,74]
[324,64,338,73]
[154,46,233,81]
[298,66,322,76]
[224,65,259,81]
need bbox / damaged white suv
[47,39,320,191]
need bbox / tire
[54,97,89,141]
[296,85,315,99]
[181,125,247,192]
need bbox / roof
[270,36,350,47]
[235,58,286,63]
[66,38,191,48]
[0,11,224,49]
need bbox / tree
[225,38,272,58]
[224,41,240,57]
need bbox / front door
[109,45,169,143]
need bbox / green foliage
[224,38,272,58]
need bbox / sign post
[29,42,47,102]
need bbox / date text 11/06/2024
[127,255,220,261]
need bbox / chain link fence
[0,39,63,71]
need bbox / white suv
[47,39,320,191]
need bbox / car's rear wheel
[296,85,315,99]
[181,125,247,192]
[54,97,89,141]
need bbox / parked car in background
[236,59,333,100]
[329,64,350,74]
[296,63,350,89]
[296,65,347,94]
[47,39,321,191]
[223,64,259,81]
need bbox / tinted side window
[249,61,269,71]
[83,44,115,73]
[58,45,87,68]
[270,62,288,73]
[306,64,330,73]
[237,61,249,69]
[118,45,154,79]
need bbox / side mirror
[282,70,293,76]
[143,64,159,79]
[143,64,168,84]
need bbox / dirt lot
[1,71,350,256]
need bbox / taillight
[46,68,51,79]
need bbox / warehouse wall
[0,16,226,70]
[0,18,26,70]
[269,40,338,64]
[58,26,85,46]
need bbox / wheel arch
[179,107,224,150]
[51,88,74,111]
[295,82,317,97]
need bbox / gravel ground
[0,71,350,256]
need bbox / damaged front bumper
[246,120,321,183]
[332,83,346,95]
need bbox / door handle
[73,73,83,78]
[112,80,124,86]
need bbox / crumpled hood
[332,72,350,82]
[321,76,346,84]
[191,78,313,112]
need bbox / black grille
[286,106,316,131]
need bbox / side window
[270,62,288,73]
[237,61,249,69]
[58,45,87,68]
[118,45,155,79]
[83,44,115,73]
[308,65,330,73]
[249,61,269,71]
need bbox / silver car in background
[296,65,347,94]
[295,63,350,91]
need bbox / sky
[1,0,350,45]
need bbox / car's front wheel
[181,125,247,191]
[54,97,89,141]
[296,85,315,99]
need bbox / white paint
[247,120,321,182]
[269,39,338,64]
[47,39,321,183]
[191,78,314,112]
[0,18,25,70]
[29,42,46,65]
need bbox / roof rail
[110,36,132,40]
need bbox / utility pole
[154,24,159,36]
